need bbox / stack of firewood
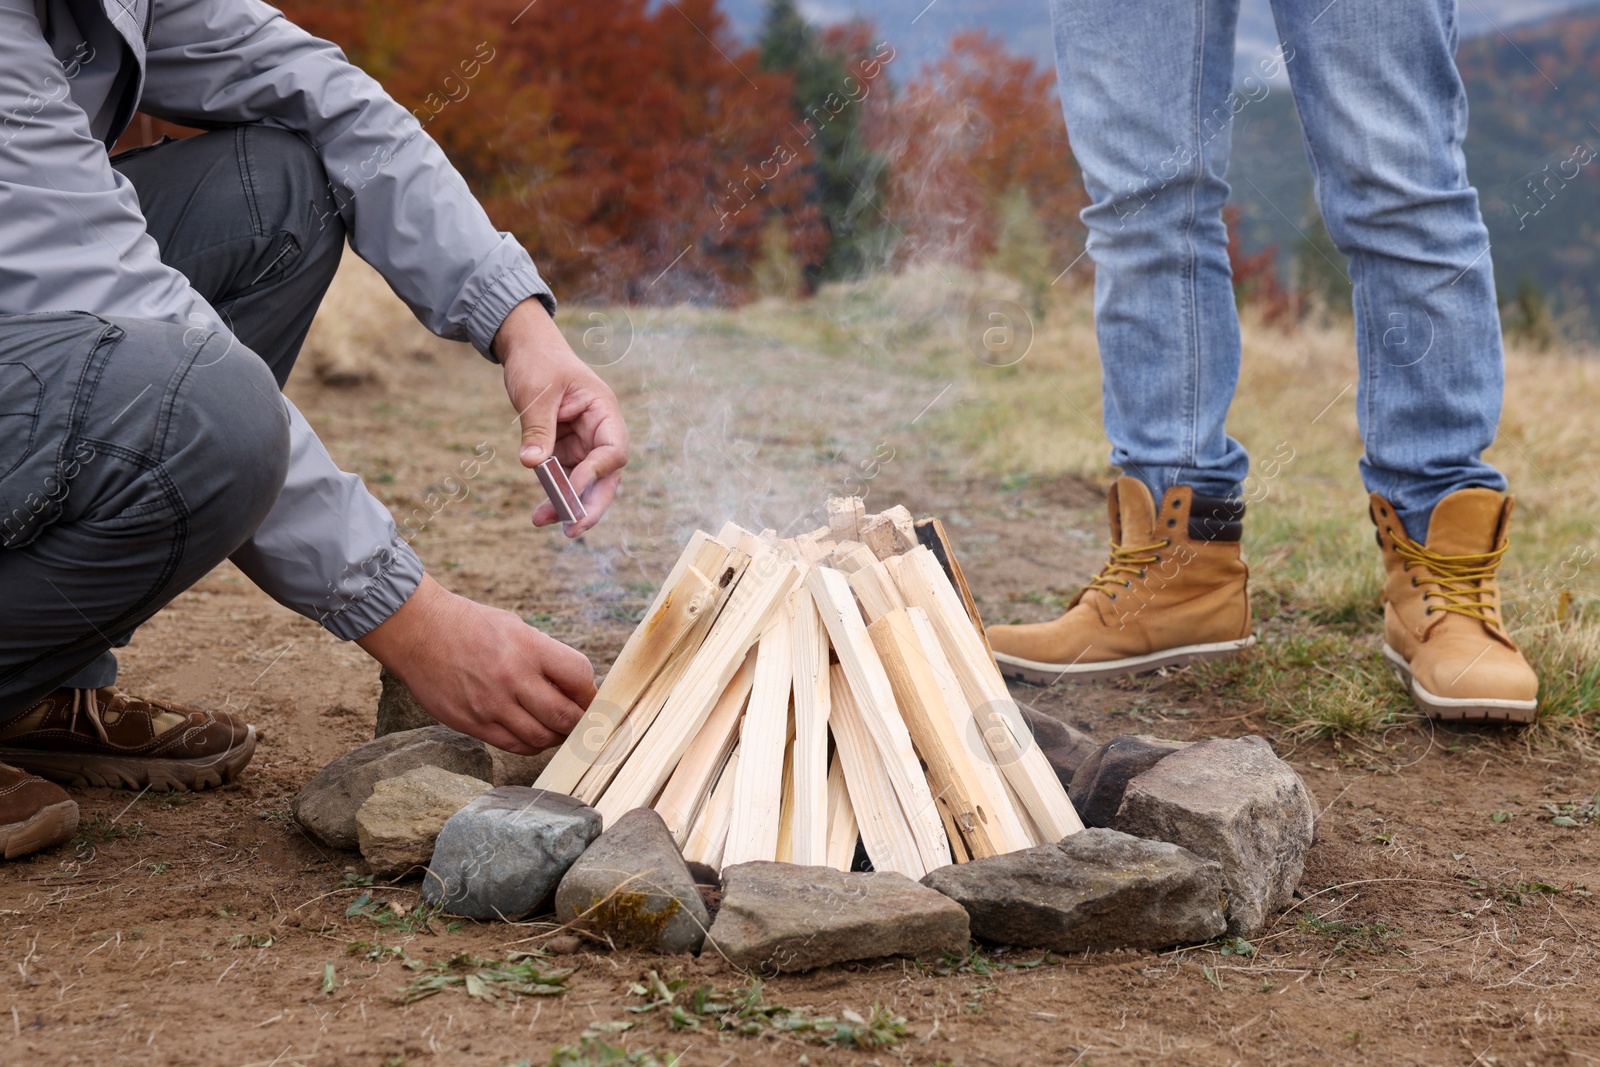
[534,498,1084,878]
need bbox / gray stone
[706,862,968,973]
[920,828,1226,952]
[355,766,492,879]
[1018,705,1100,789]
[1069,735,1190,829]
[292,725,556,850]
[423,787,602,921]
[555,808,710,954]
[1114,735,1315,937]
[376,667,436,737]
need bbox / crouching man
[0,0,628,858]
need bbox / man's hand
[493,299,629,537]
[356,575,597,754]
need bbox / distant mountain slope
[710,0,1599,325]
[1227,3,1600,325]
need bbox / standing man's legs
[1268,0,1534,720]
[1267,0,1504,538]
[986,0,1256,684]
[1050,0,1249,500]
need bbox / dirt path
[3,306,1597,1067]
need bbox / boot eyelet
[1410,576,1419,586]
[1425,607,1434,615]
[1152,554,1162,563]
[1138,569,1147,578]
[1172,501,1181,509]
[1108,593,1118,601]
[1167,518,1176,528]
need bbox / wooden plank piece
[824,749,858,871]
[938,800,972,864]
[828,664,925,877]
[846,560,906,624]
[914,517,993,658]
[596,552,798,824]
[903,606,1031,852]
[860,505,917,560]
[683,746,739,868]
[774,716,797,863]
[722,609,795,865]
[788,587,831,867]
[536,534,728,794]
[571,549,753,804]
[827,495,865,543]
[895,547,1084,841]
[653,647,757,844]
[808,568,951,873]
[869,608,1030,858]
[829,542,878,574]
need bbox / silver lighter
[534,456,587,525]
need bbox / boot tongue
[1425,489,1507,556]
[1112,476,1159,546]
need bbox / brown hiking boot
[0,763,79,859]
[987,476,1254,684]
[1371,489,1538,723]
[0,687,256,791]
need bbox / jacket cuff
[465,263,556,360]
[317,535,426,641]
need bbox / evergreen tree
[758,0,890,283]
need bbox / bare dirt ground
[3,296,1598,1067]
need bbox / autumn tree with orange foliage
[866,31,1087,275]
[274,0,826,302]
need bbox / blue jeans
[1050,0,1506,541]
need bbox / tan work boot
[987,476,1254,684]
[0,763,79,859]
[0,687,256,791]
[1371,489,1538,723]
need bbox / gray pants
[0,126,346,720]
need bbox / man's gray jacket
[1,0,554,637]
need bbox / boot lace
[1392,536,1508,625]
[1086,539,1171,598]
[68,688,113,744]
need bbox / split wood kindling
[536,500,1083,878]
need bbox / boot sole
[1381,645,1538,724]
[1,799,80,859]
[0,726,257,792]
[995,636,1257,686]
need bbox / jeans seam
[1183,0,1205,470]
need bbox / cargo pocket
[0,313,120,549]
[0,362,46,548]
